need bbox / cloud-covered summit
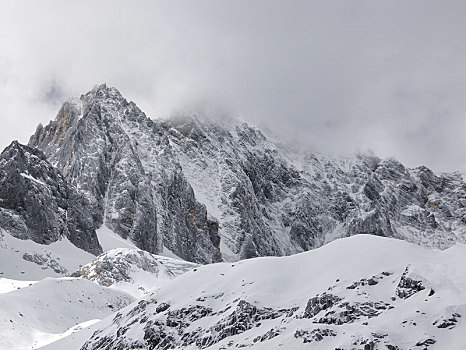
[0,0,464,172]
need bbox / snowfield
[0,225,199,349]
[37,235,466,350]
[0,229,95,280]
[0,277,134,350]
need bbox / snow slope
[0,278,37,293]
[96,224,184,260]
[0,277,134,350]
[0,229,95,280]
[41,235,466,349]
[96,225,138,251]
[0,224,199,349]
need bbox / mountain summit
[0,84,464,349]
[29,84,466,263]
[30,84,222,263]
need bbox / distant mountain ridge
[22,84,466,263]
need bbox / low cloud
[0,0,464,172]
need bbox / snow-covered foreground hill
[0,225,199,350]
[40,235,466,350]
[0,277,134,350]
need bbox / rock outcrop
[71,248,197,296]
[0,141,101,255]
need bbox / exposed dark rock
[433,313,461,329]
[253,328,283,343]
[0,141,101,255]
[315,301,392,325]
[155,302,170,313]
[294,328,337,343]
[143,323,176,349]
[386,345,400,350]
[396,267,425,299]
[22,253,68,274]
[415,338,436,347]
[201,300,292,346]
[347,273,388,289]
[304,293,341,318]
[81,299,295,350]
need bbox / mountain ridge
[26,84,466,263]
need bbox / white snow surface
[20,172,47,187]
[0,225,199,349]
[96,224,185,261]
[0,278,37,293]
[0,229,95,280]
[96,225,138,251]
[0,277,134,350]
[41,235,466,350]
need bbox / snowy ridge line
[42,235,466,350]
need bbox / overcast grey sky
[0,0,465,172]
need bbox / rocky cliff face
[295,154,466,250]
[29,84,466,262]
[156,114,466,259]
[29,85,221,263]
[0,141,101,255]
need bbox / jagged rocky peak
[0,140,101,255]
[30,84,126,150]
[29,84,466,263]
[85,83,125,100]
[164,112,466,256]
[29,84,222,264]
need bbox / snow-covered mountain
[42,235,466,350]
[0,83,465,349]
[28,84,466,263]
[29,86,221,264]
